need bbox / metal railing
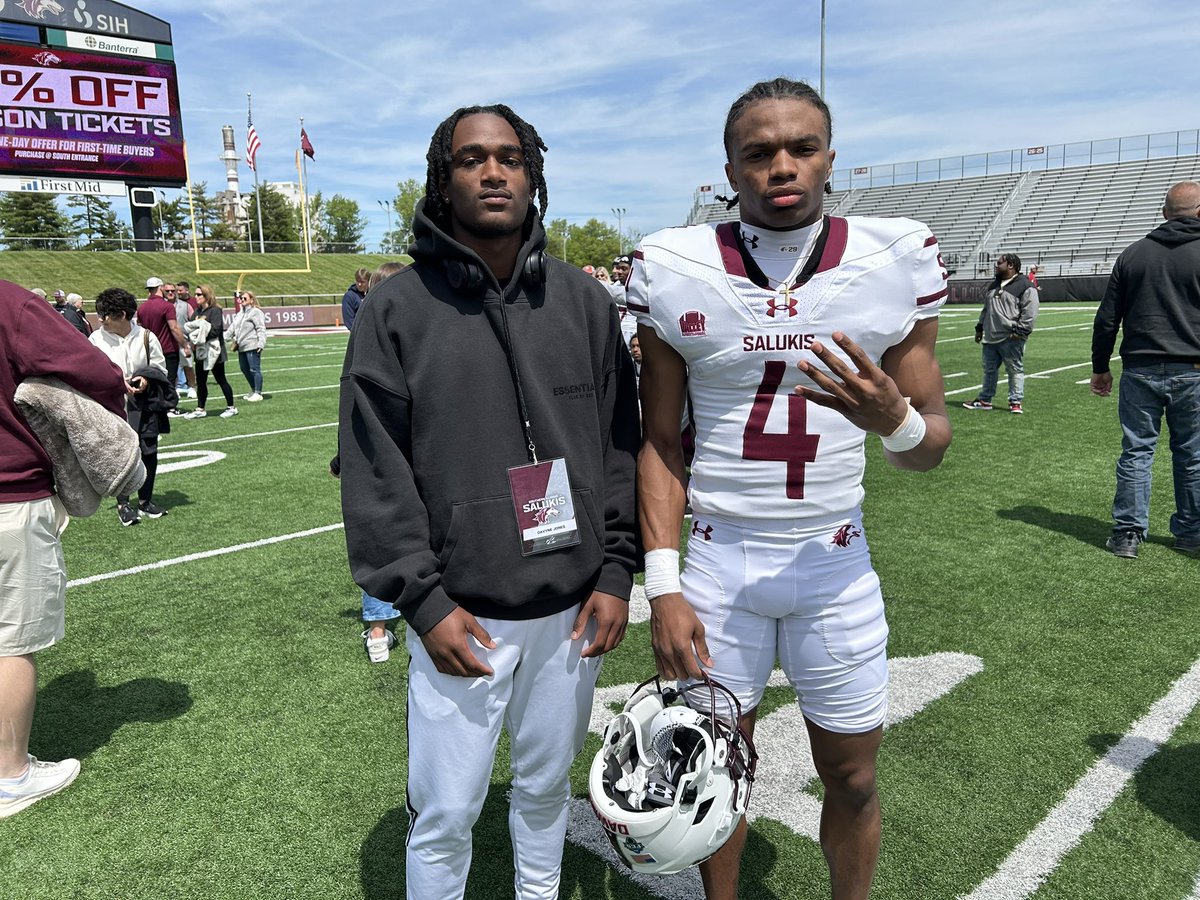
[688,128,1200,223]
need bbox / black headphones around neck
[445,250,547,294]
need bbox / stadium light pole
[377,200,393,253]
[156,189,167,251]
[611,207,627,254]
[819,0,827,99]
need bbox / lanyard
[493,289,539,465]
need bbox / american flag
[246,114,261,172]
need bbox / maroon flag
[301,128,315,160]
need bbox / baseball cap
[613,255,632,266]
[582,265,595,275]
[53,289,65,299]
[146,276,164,289]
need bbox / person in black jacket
[339,104,639,900]
[1092,180,1200,558]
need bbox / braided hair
[424,104,549,228]
[721,77,833,209]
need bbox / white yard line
[67,523,345,589]
[938,321,1095,345]
[266,350,346,361]
[961,654,1200,900]
[160,422,337,450]
[1188,869,1200,900]
[946,357,1119,397]
[270,364,343,373]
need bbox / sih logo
[766,294,798,318]
[831,524,862,548]
[72,0,90,27]
[744,231,760,250]
[691,521,713,541]
[533,505,560,525]
[678,310,706,337]
[18,0,63,18]
[31,50,62,65]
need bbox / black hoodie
[338,199,641,635]
[1093,216,1200,372]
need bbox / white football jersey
[629,215,947,522]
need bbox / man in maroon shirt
[0,279,127,817]
[137,277,190,409]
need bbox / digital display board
[0,42,185,185]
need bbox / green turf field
[2,304,1197,900]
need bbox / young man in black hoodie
[338,105,640,900]
[1092,180,1200,559]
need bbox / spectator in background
[89,288,171,526]
[0,279,127,819]
[230,290,267,402]
[612,254,632,286]
[52,290,91,336]
[174,281,197,400]
[594,265,612,283]
[185,286,238,420]
[138,277,190,414]
[29,288,47,301]
[1092,180,1200,560]
[1027,265,1039,289]
[341,268,371,330]
[962,252,1039,414]
[369,261,408,291]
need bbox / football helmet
[587,674,757,875]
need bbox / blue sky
[157,0,1200,250]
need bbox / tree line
[1,178,638,262]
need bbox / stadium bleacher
[687,130,1200,279]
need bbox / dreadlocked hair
[721,77,833,209]
[424,104,549,228]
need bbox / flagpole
[249,93,265,254]
[300,116,311,255]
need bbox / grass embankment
[0,250,410,303]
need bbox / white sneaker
[0,755,81,818]
[184,408,207,419]
[220,407,239,418]
[362,628,397,663]
[246,393,263,402]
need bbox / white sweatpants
[404,606,600,900]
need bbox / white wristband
[643,548,681,599]
[880,401,927,453]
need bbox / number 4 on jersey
[742,360,819,499]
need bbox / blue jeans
[1112,363,1200,541]
[237,350,263,394]
[979,338,1026,404]
[362,590,401,625]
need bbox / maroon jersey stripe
[923,235,939,248]
[715,222,748,278]
[917,286,949,305]
[814,216,848,274]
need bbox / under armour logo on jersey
[679,310,707,337]
[831,524,862,547]
[744,232,760,250]
[691,521,713,541]
[766,295,799,318]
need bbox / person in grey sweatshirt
[963,252,1040,414]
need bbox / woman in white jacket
[230,290,267,402]
[88,287,169,527]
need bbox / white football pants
[404,606,601,900]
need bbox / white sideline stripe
[945,371,968,379]
[961,654,1200,900]
[267,351,345,360]
[270,364,342,373]
[945,357,1119,397]
[937,321,1095,345]
[174,382,339,406]
[66,524,345,589]
[160,422,337,450]
[1189,869,1200,900]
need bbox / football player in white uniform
[632,77,951,899]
